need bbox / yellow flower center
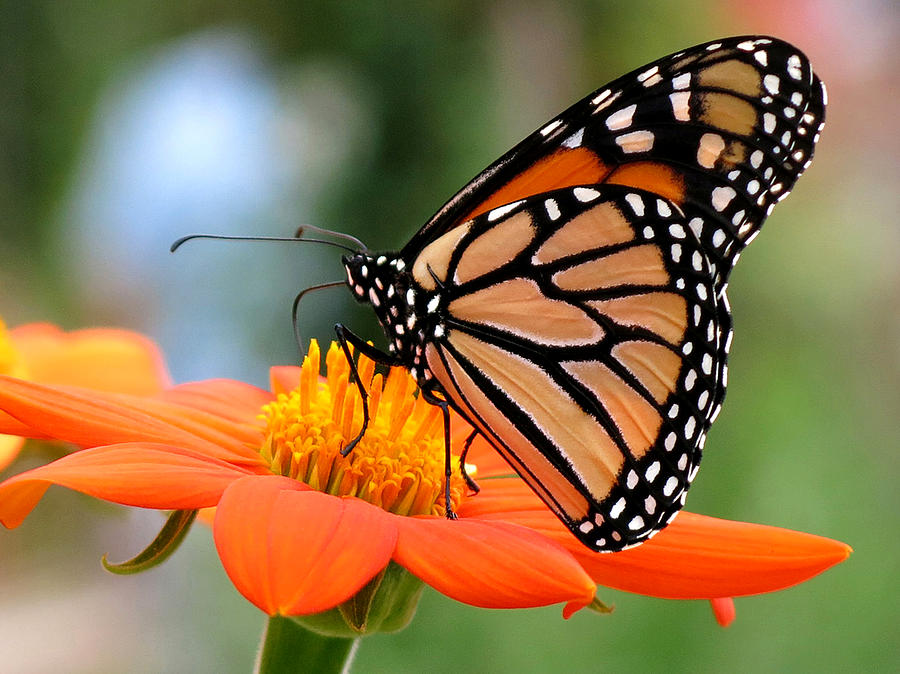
[259,340,468,517]
[0,319,27,379]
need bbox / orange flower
[0,340,849,623]
[0,319,171,470]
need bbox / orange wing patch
[697,92,758,136]
[426,343,592,520]
[454,211,536,284]
[448,278,605,346]
[552,244,669,292]
[561,359,663,461]
[697,59,761,97]
[460,147,611,223]
[447,331,624,501]
[611,340,683,403]
[412,223,471,291]
[605,161,686,205]
[532,202,635,265]
[586,292,687,346]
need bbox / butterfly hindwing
[413,185,726,550]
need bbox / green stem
[256,615,359,674]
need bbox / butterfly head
[342,252,430,362]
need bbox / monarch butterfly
[177,36,826,552]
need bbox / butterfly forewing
[403,36,825,289]
[413,186,725,550]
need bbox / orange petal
[515,506,850,599]
[214,476,398,616]
[0,376,261,463]
[569,512,851,599]
[393,515,595,617]
[0,444,254,528]
[10,323,171,395]
[0,412,42,438]
[160,379,273,423]
[457,475,547,518]
[269,366,301,396]
[710,597,736,627]
[459,478,851,599]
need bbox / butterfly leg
[460,430,481,494]
[334,324,400,457]
[420,388,459,520]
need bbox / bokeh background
[1,1,897,671]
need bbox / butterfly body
[339,36,825,551]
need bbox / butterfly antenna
[291,280,347,356]
[170,233,359,254]
[294,224,368,252]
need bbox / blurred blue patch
[60,29,369,385]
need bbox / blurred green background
[1,1,897,672]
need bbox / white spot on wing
[606,104,637,130]
[663,476,679,496]
[545,198,561,220]
[562,127,585,148]
[487,200,524,222]
[539,119,562,136]
[697,133,725,169]
[657,199,672,217]
[624,192,645,216]
[688,217,703,239]
[669,91,691,121]
[637,65,659,83]
[665,433,676,451]
[573,187,600,203]
[711,186,736,212]
[670,243,682,262]
[592,89,612,105]
[592,89,621,113]
[615,130,655,153]
[672,72,691,90]
[685,369,696,390]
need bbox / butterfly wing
[409,185,725,550]
[403,36,825,288]
[388,36,824,550]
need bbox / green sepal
[292,562,425,637]
[587,595,615,614]
[102,509,198,575]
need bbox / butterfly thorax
[342,252,440,386]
